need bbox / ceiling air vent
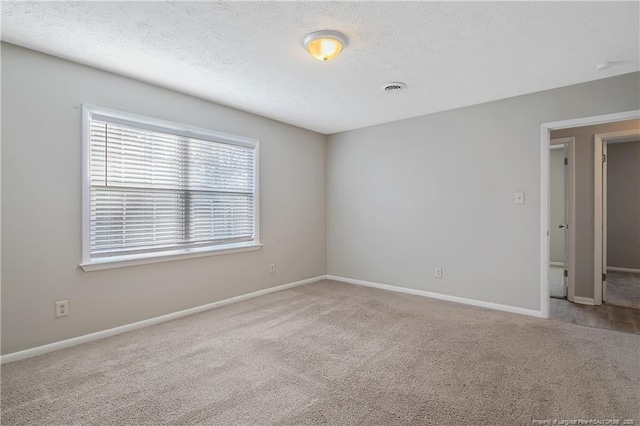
[383,82,407,92]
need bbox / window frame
[80,104,261,272]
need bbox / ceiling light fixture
[303,30,348,62]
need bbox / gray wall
[1,43,327,355]
[607,140,640,270]
[549,148,565,264]
[551,120,640,298]
[2,43,639,355]
[327,72,640,309]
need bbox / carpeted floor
[2,280,639,425]
[607,271,640,310]
[551,298,640,334]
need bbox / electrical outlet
[435,267,443,278]
[56,300,69,317]
[269,263,275,274]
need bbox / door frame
[550,138,575,301]
[539,110,640,318]
[594,129,640,305]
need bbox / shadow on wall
[607,140,640,270]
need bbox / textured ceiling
[2,2,639,134]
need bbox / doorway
[541,112,640,334]
[594,130,640,310]
[540,110,640,321]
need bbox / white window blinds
[85,109,257,262]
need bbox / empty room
[1,2,639,425]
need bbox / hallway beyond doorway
[551,298,640,334]
[607,270,640,310]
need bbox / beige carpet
[2,280,639,425]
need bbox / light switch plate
[515,192,525,204]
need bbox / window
[81,105,260,271]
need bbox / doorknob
[559,224,567,229]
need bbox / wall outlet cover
[56,300,69,317]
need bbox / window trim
[80,104,261,271]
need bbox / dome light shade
[303,30,348,62]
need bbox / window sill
[79,242,263,272]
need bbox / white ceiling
[2,2,639,135]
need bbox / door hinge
[564,270,568,277]
[564,158,568,165]
[602,154,607,163]
[602,273,607,281]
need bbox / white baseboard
[607,266,640,274]
[549,262,564,267]
[325,275,544,318]
[1,275,325,364]
[573,296,595,306]
[2,274,549,363]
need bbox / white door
[602,142,608,302]
[549,143,568,299]
[562,145,570,296]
